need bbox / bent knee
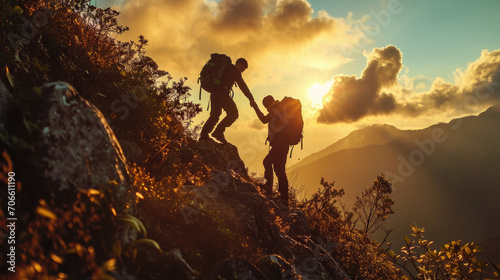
[263,157,272,168]
[229,110,239,121]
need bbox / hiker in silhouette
[200,58,256,144]
[251,95,290,206]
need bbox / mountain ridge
[291,104,500,173]
[288,104,500,248]
[289,124,405,171]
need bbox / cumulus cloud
[403,49,500,116]
[461,49,500,90]
[111,0,364,86]
[317,47,500,124]
[317,45,401,123]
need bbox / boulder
[288,209,312,237]
[35,82,130,199]
[287,236,330,280]
[196,139,247,176]
[160,248,198,280]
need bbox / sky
[98,0,500,172]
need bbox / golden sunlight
[307,80,332,108]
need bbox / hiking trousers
[263,144,290,202]
[201,91,238,136]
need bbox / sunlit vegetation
[1,150,137,278]
[387,224,500,280]
[300,176,403,280]
[2,0,202,171]
[353,175,395,235]
[300,176,500,280]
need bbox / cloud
[111,0,364,86]
[317,45,401,123]
[403,49,500,115]
[214,0,267,32]
[461,49,500,91]
[317,47,500,124]
[249,118,265,130]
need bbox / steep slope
[289,105,500,248]
[175,140,352,279]
[0,81,355,279]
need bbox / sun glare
[307,81,332,108]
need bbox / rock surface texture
[36,82,130,197]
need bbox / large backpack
[269,97,304,147]
[198,53,232,100]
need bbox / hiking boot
[211,130,227,144]
[258,184,273,195]
[265,186,273,195]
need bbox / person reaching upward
[251,95,290,206]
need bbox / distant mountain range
[288,105,500,252]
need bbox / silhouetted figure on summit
[199,57,256,144]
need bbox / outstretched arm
[235,76,255,102]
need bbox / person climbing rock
[199,57,256,144]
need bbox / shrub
[300,177,403,280]
[387,224,500,280]
[1,0,202,173]
[0,150,125,279]
[353,174,395,235]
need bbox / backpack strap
[198,77,202,100]
[290,137,304,158]
[289,145,295,158]
[231,82,237,98]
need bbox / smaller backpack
[198,53,232,99]
[276,97,303,146]
[268,97,304,156]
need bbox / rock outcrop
[186,141,351,280]
[195,139,247,177]
[34,82,130,198]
